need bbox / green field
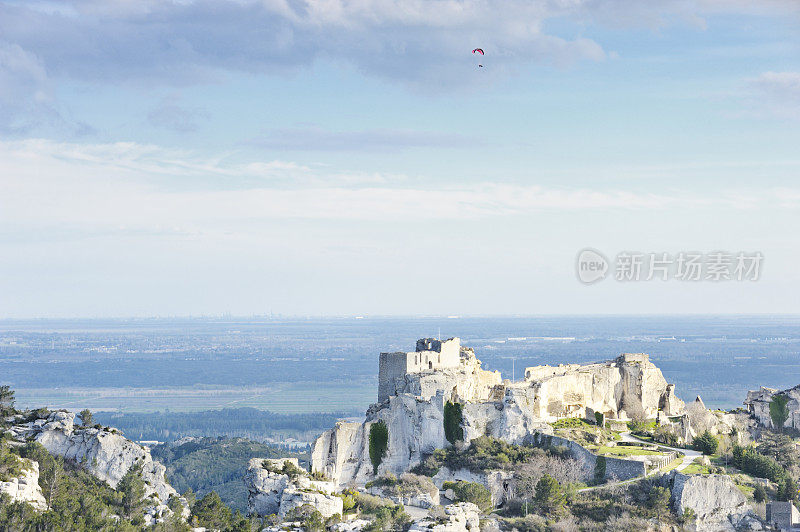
[14,382,374,414]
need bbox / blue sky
[1,1,799,317]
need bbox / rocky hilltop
[6,410,176,501]
[313,338,685,486]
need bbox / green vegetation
[777,476,798,501]
[78,409,94,428]
[0,386,15,417]
[753,484,767,503]
[443,401,464,445]
[286,503,325,532]
[2,442,141,530]
[732,444,785,483]
[365,473,437,499]
[594,412,604,427]
[533,474,566,516]
[349,491,410,531]
[682,457,712,475]
[551,418,592,430]
[0,446,25,483]
[693,430,719,455]
[118,463,146,518]
[593,455,606,483]
[647,486,670,518]
[443,481,492,512]
[770,394,791,431]
[369,420,389,475]
[152,436,306,513]
[596,445,663,456]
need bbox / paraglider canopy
[472,48,484,55]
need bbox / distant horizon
[2,312,800,322]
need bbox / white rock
[0,457,47,510]
[9,411,176,502]
[408,502,481,532]
[245,457,342,518]
[671,473,763,532]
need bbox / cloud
[248,126,479,151]
[1,138,798,244]
[745,71,800,119]
[1,0,793,91]
[0,0,610,90]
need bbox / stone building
[767,501,800,531]
[378,337,464,402]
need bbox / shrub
[443,481,492,512]
[594,412,604,427]
[593,456,606,484]
[732,444,785,482]
[693,430,719,455]
[369,421,389,475]
[647,486,670,517]
[534,474,565,515]
[286,504,324,532]
[753,484,766,503]
[777,476,798,502]
[444,401,464,445]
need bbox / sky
[1,0,799,318]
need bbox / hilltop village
[2,337,800,531]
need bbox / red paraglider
[472,48,484,55]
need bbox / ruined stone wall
[378,351,413,402]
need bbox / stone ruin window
[429,361,433,369]
[415,355,418,365]
[438,354,441,363]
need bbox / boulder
[408,502,481,532]
[671,473,763,531]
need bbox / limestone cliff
[6,410,176,502]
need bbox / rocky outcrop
[670,472,763,531]
[6,411,176,502]
[313,340,685,488]
[245,458,342,518]
[0,457,47,510]
[407,502,481,532]
[744,385,800,431]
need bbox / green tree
[444,481,492,512]
[648,486,671,517]
[78,409,94,427]
[369,420,389,475]
[770,394,790,432]
[693,430,719,455]
[777,476,798,502]
[192,491,233,529]
[0,386,15,416]
[753,484,767,503]
[444,401,464,445]
[287,504,324,532]
[118,462,146,518]
[534,473,566,515]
